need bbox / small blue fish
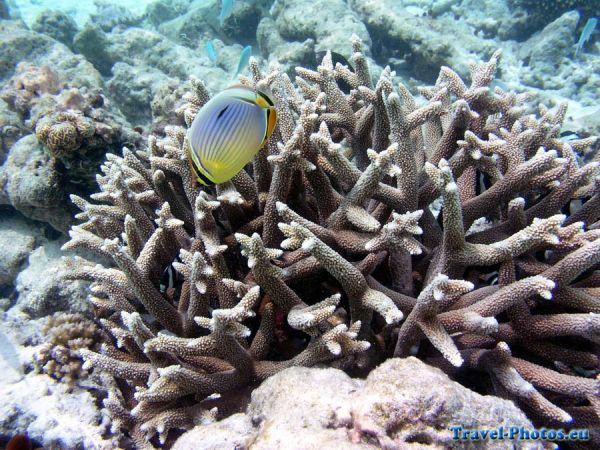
[233,45,252,79]
[186,85,277,185]
[575,17,597,58]
[219,0,233,27]
[207,40,217,64]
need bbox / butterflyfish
[186,86,277,185]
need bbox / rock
[520,11,580,70]
[0,373,116,449]
[257,18,316,71]
[0,267,110,449]
[219,0,271,42]
[0,327,23,385]
[0,312,32,388]
[31,9,78,46]
[455,0,530,41]
[89,0,144,32]
[257,17,286,54]
[174,357,540,450]
[246,366,367,449]
[0,50,142,198]
[348,0,496,82]
[0,63,61,120]
[350,358,537,449]
[0,21,54,81]
[0,226,36,287]
[12,240,91,317]
[1,72,142,203]
[0,98,26,164]
[108,62,172,125]
[270,0,370,57]
[107,27,229,92]
[564,103,600,142]
[149,78,188,134]
[145,0,191,27]
[173,414,255,450]
[73,23,115,76]
[0,0,9,19]
[515,19,600,101]
[0,135,72,232]
[0,212,48,296]
[0,20,102,88]
[507,0,596,35]
[157,0,217,44]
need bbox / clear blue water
[11,0,154,26]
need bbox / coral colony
[60,35,600,447]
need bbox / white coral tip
[276,201,288,213]
[301,238,316,251]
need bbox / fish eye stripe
[257,91,275,107]
[261,109,270,145]
[262,107,277,146]
[216,105,230,120]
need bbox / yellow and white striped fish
[186,85,277,185]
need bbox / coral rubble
[64,35,600,448]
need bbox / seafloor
[0,0,599,449]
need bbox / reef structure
[63,36,600,448]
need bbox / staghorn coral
[63,35,600,448]
[33,312,102,389]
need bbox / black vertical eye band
[195,169,215,186]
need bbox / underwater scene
[0,0,599,448]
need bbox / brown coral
[0,63,60,116]
[35,110,95,158]
[33,312,101,389]
[62,36,600,448]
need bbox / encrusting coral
[0,63,60,117]
[62,35,600,448]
